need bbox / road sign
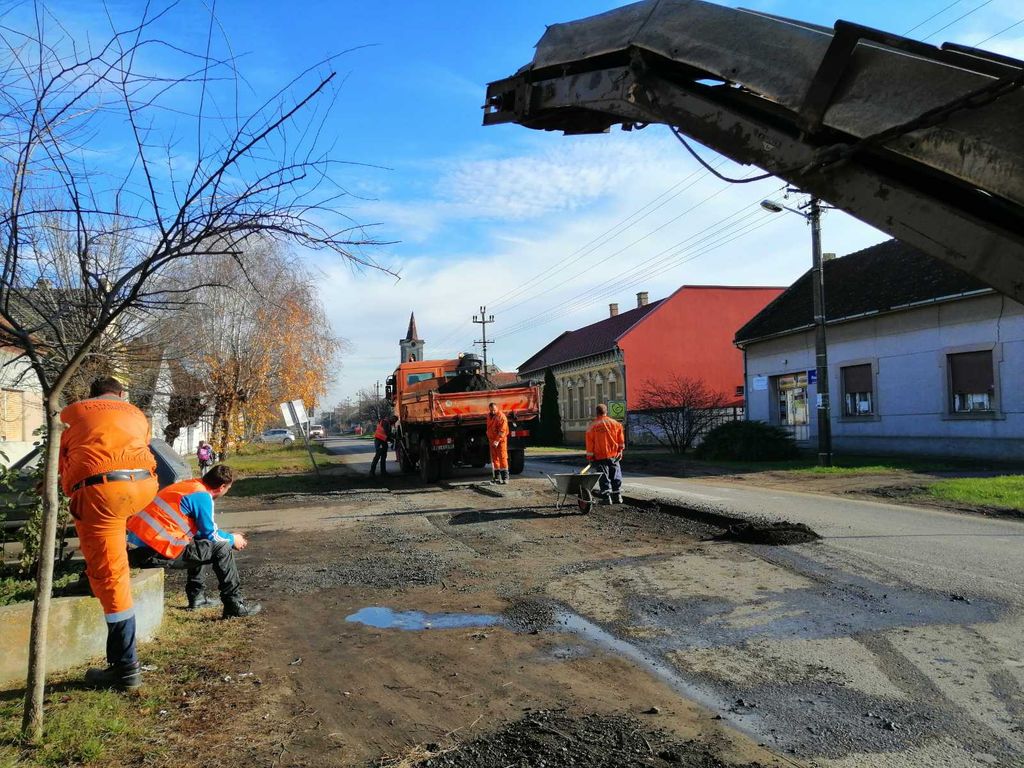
[608,400,626,420]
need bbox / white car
[308,424,326,439]
[256,428,295,446]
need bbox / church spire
[405,312,421,341]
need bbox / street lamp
[760,194,833,467]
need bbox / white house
[735,240,1024,461]
[0,345,44,464]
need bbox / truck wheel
[509,449,525,475]
[419,442,440,483]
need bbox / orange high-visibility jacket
[59,397,155,495]
[126,479,205,558]
[374,420,389,441]
[586,416,625,461]
[486,410,509,443]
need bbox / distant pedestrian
[370,416,395,477]
[196,440,215,473]
[487,402,509,484]
[586,403,625,504]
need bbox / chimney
[822,252,836,262]
[636,291,649,308]
[609,303,619,317]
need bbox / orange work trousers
[71,476,158,622]
[489,440,509,471]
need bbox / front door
[776,372,809,442]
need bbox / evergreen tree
[539,368,564,446]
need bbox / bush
[694,420,799,462]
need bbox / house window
[948,350,994,413]
[596,382,604,405]
[566,385,574,420]
[735,385,745,397]
[608,377,617,402]
[841,364,874,416]
[578,386,586,420]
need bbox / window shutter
[949,351,994,393]
[841,364,872,394]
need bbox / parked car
[256,428,295,446]
[308,424,325,439]
[1,438,192,529]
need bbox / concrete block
[0,569,164,689]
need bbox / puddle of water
[345,606,501,631]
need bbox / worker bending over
[487,402,509,484]
[586,403,626,504]
[127,464,260,621]
[59,376,159,690]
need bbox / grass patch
[0,591,261,767]
[927,475,1024,511]
[0,562,85,607]
[526,445,584,455]
[200,442,344,477]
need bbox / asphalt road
[320,437,1024,765]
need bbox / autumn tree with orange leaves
[165,241,341,455]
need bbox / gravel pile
[502,597,556,633]
[245,549,449,594]
[409,710,764,767]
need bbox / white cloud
[316,128,889,408]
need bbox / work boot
[612,493,623,505]
[187,591,218,611]
[370,468,376,478]
[491,471,499,484]
[500,470,509,484]
[222,597,262,619]
[84,661,142,690]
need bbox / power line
[494,190,783,339]
[496,214,783,342]
[903,0,965,35]
[923,0,995,40]
[975,17,1024,45]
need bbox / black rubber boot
[222,597,262,619]
[500,470,509,485]
[187,591,219,611]
[612,493,624,504]
[84,661,142,690]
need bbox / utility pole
[808,197,832,467]
[473,306,495,375]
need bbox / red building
[518,286,784,442]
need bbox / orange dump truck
[385,354,539,482]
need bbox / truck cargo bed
[400,386,539,425]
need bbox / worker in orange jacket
[486,402,509,484]
[585,403,626,504]
[127,464,261,619]
[59,376,158,690]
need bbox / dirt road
[204,442,1023,767]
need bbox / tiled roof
[518,300,664,374]
[734,240,991,344]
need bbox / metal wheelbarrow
[545,471,602,514]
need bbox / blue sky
[24,1,1024,408]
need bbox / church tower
[400,312,425,363]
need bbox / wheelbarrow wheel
[577,486,594,514]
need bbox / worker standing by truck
[586,403,626,504]
[486,402,509,484]
[370,415,394,477]
[59,376,159,689]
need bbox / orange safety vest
[374,420,389,441]
[486,410,509,442]
[126,479,206,558]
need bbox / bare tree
[356,386,390,427]
[0,2,387,738]
[634,375,731,454]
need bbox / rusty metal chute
[483,0,1024,304]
